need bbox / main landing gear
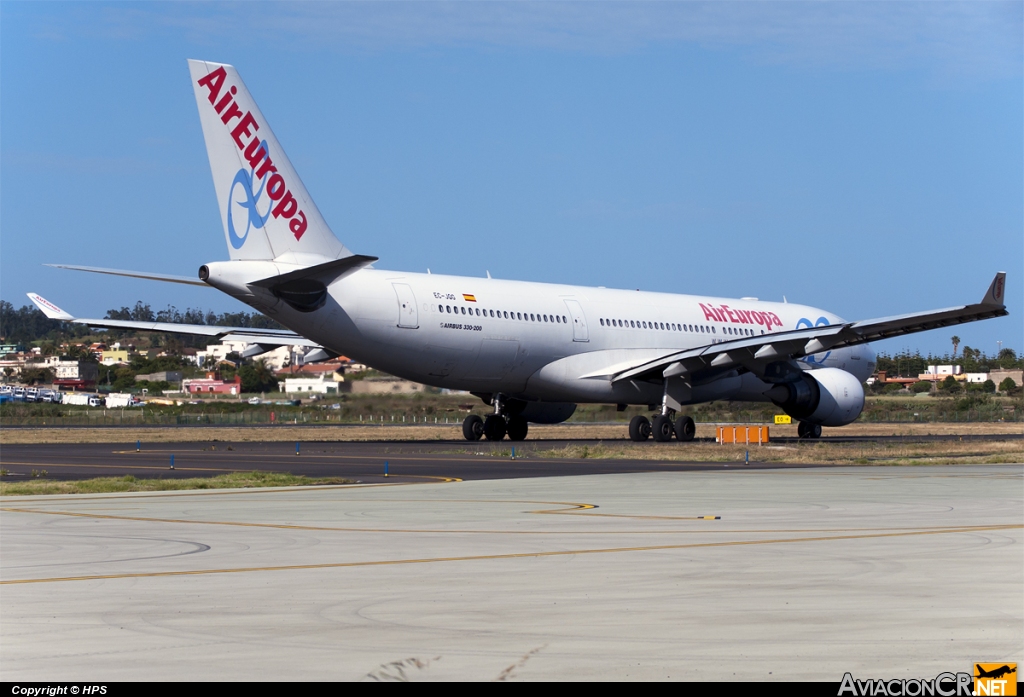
[462,395,528,442]
[628,414,696,443]
[797,421,822,439]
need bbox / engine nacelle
[766,367,864,427]
[512,401,577,424]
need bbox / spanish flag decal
[463,294,477,302]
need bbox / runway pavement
[0,440,816,482]
[2,465,1021,680]
[2,434,1019,482]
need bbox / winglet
[27,293,75,321]
[981,272,1006,307]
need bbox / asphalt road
[2,433,1019,482]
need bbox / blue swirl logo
[226,140,272,249]
[797,316,832,364]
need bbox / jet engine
[766,367,864,427]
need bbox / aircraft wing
[26,293,320,349]
[611,272,1008,384]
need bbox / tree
[998,348,1018,369]
[911,381,933,393]
[981,379,996,394]
[951,335,960,357]
[239,359,278,393]
[20,367,54,384]
[940,375,960,394]
[111,367,136,392]
[999,377,1018,394]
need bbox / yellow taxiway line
[3,523,1018,585]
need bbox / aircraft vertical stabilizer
[187,59,349,264]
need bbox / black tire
[674,415,696,442]
[652,414,675,442]
[483,414,507,441]
[507,416,528,441]
[628,415,651,442]
[798,421,822,439]
[463,414,484,441]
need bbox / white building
[283,375,341,395]
[197,342,307,371]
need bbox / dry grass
[532,438,1024,466]
[0,471,355,496]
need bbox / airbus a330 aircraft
[30,60,1009,443]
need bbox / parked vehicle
[105,393,142,408]
[63,393,104,407]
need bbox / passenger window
[446,306,451,313]
[438,304,443,312]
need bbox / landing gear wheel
[463,414,484,441]
[674,415,696,442]
[797,422,822,439]
[652,414,675,442]
[628,415,651,442]
[506,416,528,441]
[483,414,507,441]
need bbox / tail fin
[188,59,349,263]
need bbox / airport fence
[0,406,1018,427]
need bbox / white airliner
[29,60,1009,443]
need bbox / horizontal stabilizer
[46,264,208,287]
[249,254,378,289]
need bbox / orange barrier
[716,426,769,445]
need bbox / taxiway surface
[2,465,1021,680]
[1,436,1018,482]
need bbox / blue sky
[2,1,1021,357]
